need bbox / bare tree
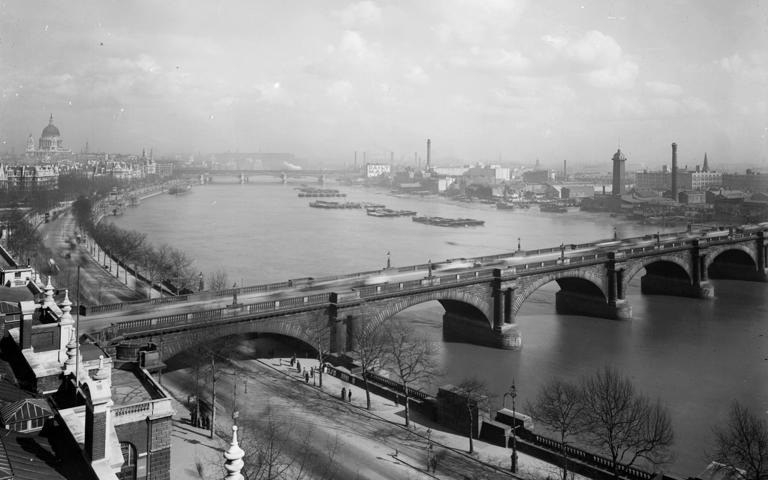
[527,378,586,480]
[140,244,172,297]
[230,404,340,480]
[3,208,43,264]
[580,367,674,478]
[167,246,195,293]
[381,321,437,428]
[111,228,146,284]
[207,268,229,291]
[455,378,490,454]
[712,402,768,480]
[305,311,332,388]
[349,309,385,410]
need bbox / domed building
[25,114,71,159]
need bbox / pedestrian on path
[341,386,346,400]
[305,372,309,383]
[296,361,301,373]
[347,389,352,403]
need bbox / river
[112,180,768,476]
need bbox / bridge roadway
[86,224,768,359]
[176,167,350,177]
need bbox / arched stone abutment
[705,244,766,282]
[113,310,327,362]
[625,252,714,298]
[511,265,630,320]
[340,284,519,350]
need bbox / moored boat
[412,216,485,227]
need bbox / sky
[1,0,766,169]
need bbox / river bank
[111,180,768,477]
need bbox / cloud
[339,30,370,59]
[717,52,768,81]
[567,30,623,66]
[645,81,683,97]
[405,65,429,85]
[433,0,528,45]
[586,60,638,89]
[611,95,713,118]
[335,1,382,26]
[543,30,638,89]
[327,80,354,104]
[450,47,530,72]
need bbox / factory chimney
[426,138,431,170]
[563,159,567,181]
[671,142,678,201]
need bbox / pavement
[36,211,144,306]
[161,355,579,480]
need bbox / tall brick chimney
[426,138,431,170]
[671,142,678,201]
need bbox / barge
[412,216,485,227]
[309,200,361,209]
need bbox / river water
[113,180,768,476]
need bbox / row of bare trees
[527,368,674,480]
[73,196,199,296]
[1,208,45,267]
[530,373,768,480]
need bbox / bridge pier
[708,263,768,282]
[555,291,632,320]
[640,274,714,298]
[443,312,521,349]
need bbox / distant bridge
[176,167,354,185]
[87,226,767,362]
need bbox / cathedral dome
[41,115,60,138]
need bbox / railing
[112,398,174,425]
[528,433,661,480]
[84,227,763,315]
[324,364,433,402]
[94,227,766,339]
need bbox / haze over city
[1,0,766,168]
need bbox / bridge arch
[622,254,693,286]
[704,244,758,273]
[148,308,330,361]
[512,269,607,317]
[359,287,492,336]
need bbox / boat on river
[309,200,361,209]
[366,208,418,217]
[412,216,485,227]
[539,203,568,213]
[168,184,191,195]
[297,187,346,197]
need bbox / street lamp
[503,380,518,473]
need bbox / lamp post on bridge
[502,380,518,473]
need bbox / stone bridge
[92,228,767,362]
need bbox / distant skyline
[1,1,766,168]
